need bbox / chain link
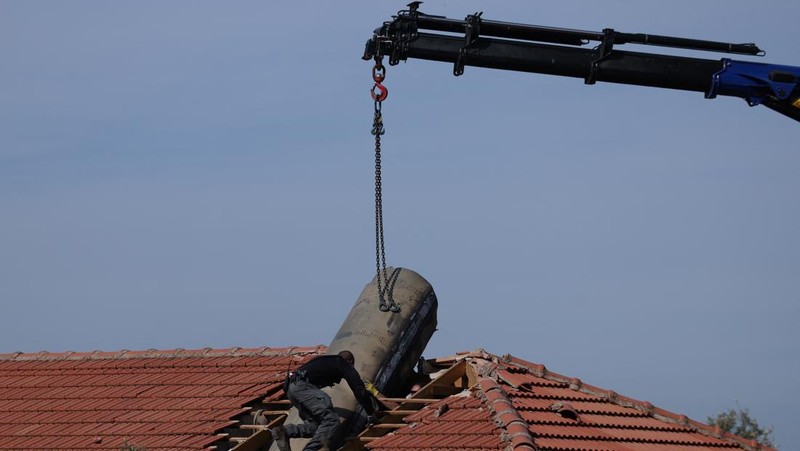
[371,56,399,313]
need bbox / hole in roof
[549,402,580,421]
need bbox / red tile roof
[365,351,775,451]
[372,396,502,450]
[0,348,773,451]
[0,347,324,450]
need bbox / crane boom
[362,3,800,122]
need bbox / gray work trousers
[284,379,339,451]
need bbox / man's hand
[365,381,400,410]
[365,381,380,397]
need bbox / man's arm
[336,359,377,414]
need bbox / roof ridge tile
[476,376,536,450]
[479,352,776,451]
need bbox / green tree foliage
[707,405,775,448]
[120,439,147,451]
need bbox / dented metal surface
[273,267,437,450]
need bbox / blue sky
[2,1,798,447]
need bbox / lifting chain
[371,56,399,313]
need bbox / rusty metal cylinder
[328,266,437,400]
[275,267,437,450]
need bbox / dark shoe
[271,425,290,451]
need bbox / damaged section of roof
[0,346,324,450]
[359,350,775,451]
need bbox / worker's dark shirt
[293,355,375,414]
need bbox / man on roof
[272,350,378,451]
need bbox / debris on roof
[357,350,776,451]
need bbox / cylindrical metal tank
[274,267,438,450]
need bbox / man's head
[338,350,355,366]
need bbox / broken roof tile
[365,352,773,451]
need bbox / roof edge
[0,345,327,361]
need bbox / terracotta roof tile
[369,393,502,450]
[365,352,772,451]
[0,346,323,450]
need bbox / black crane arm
[363,3,800,122]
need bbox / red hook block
[371,82,388,102]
